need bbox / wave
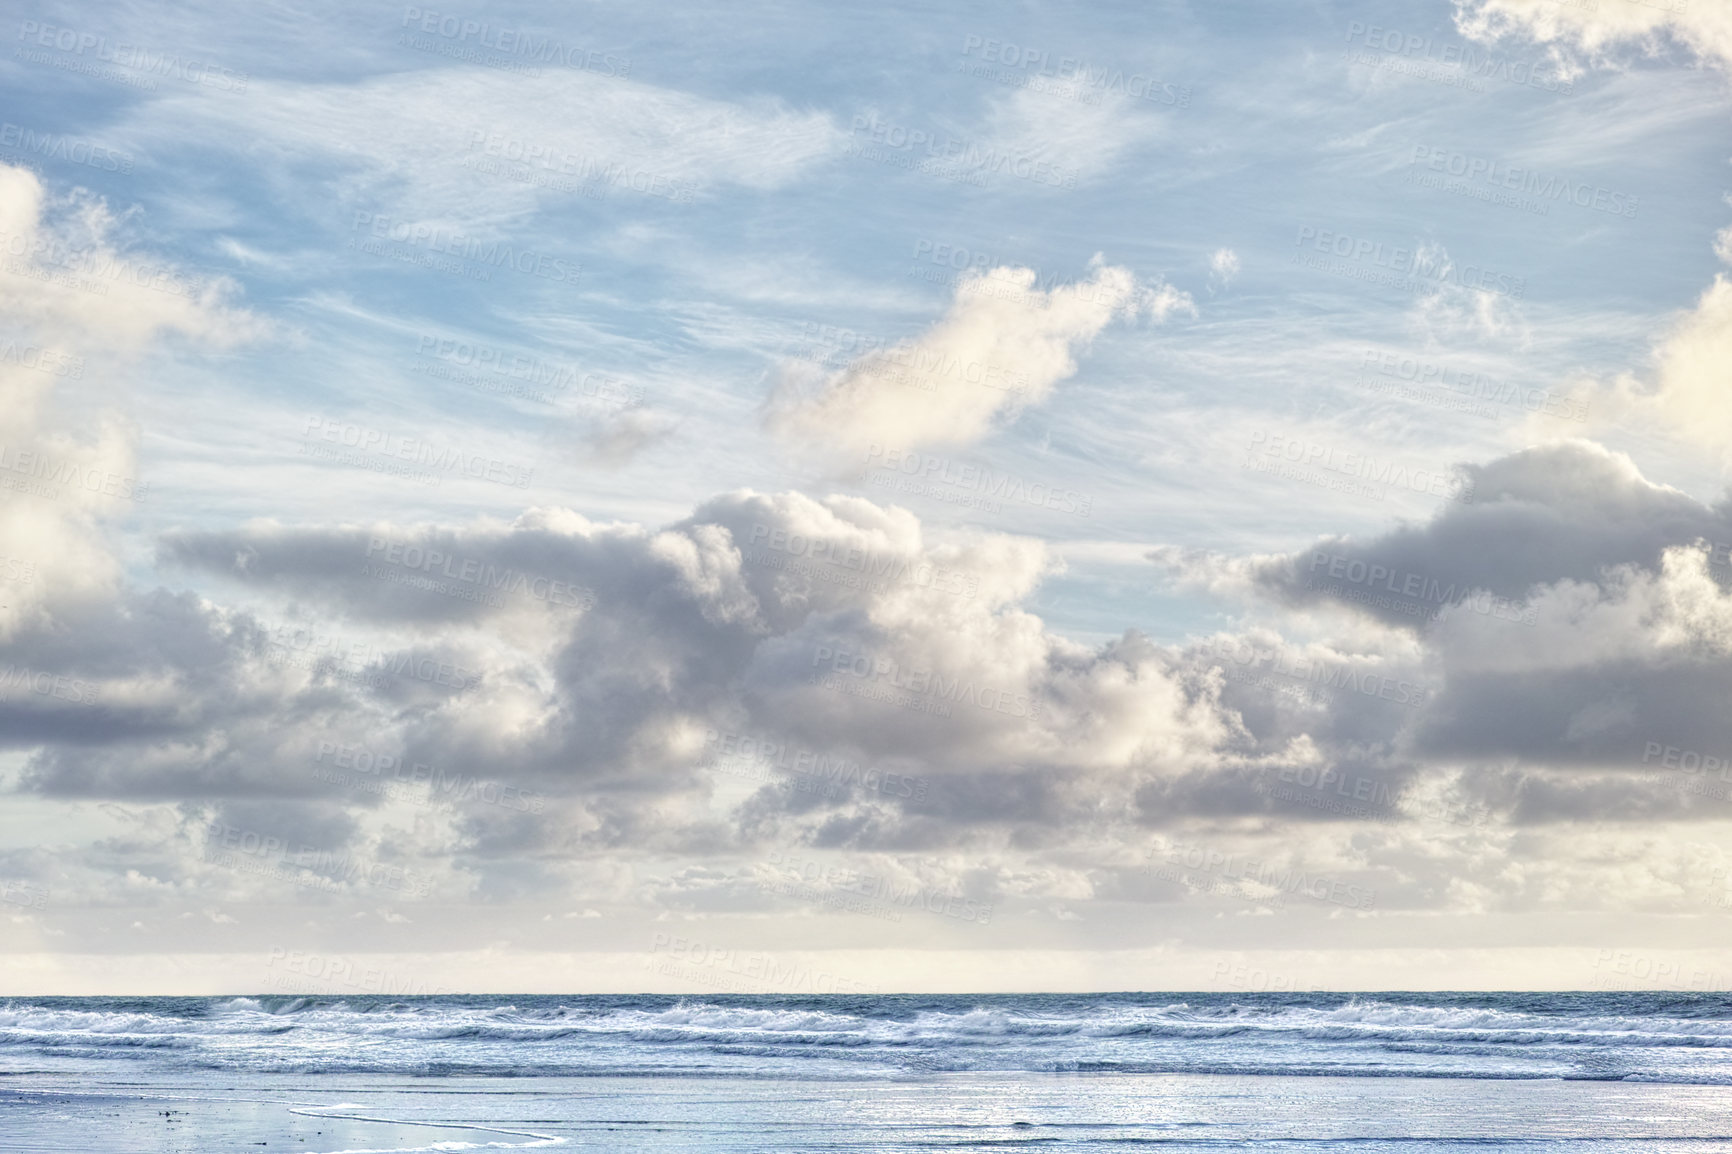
[6,994,1732,1083]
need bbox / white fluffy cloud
[1456,0,1732,72]
[148,489,1234,808]
[1454,0,1732,459]
[768,256,1193,459]
[1643,275,1732,454]
[0,163,259,656]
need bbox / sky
[2,0,1732,995]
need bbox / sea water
[5,992,1732,1150]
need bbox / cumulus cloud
[20,450,1732,921]
[0,162,259,669]
[767,256,1193,460]
[0,166,259,351]
[111,438,1732,878]
[1455,0,1732,72]
[3,182,1723,920]
[151,491,1233,814]
[1159,441,1732,777]
[1640,275,1732,455]
[17,417,1732,937]
[1535,196,1732,456]
[1222,441,1720,620]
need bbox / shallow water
[7,993,1732,1150]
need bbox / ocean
[5,992,1732,1150]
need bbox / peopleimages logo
[1643,741,1732,781]
[649,933,881,994]
[745,522,979,599]
[314,740,545,813]
[0,339,84,379]
[1205,638,1430,710]
[0,121,133,174]
[463,132,695,203]
[15,20,250,91]
[958,35,1190,107]
[399,7,630,76]
[704,729,929,802]
[908,239,1121,306]
[810,645,1041,721]
[302,417,535,489]
[1342,21,1573,94]
[0,442,146,501]
[350,211,581,285]
[863,444,1092,516]
[206,824,435,897]
[0,663,99,706]
[1,879,49,910]
[1162,843,1376,911]
[414,335,642,406]
[1306,551,1536,627]
[1408,145,1639,219]
[1591,949,1729,993]
[364,537,593,609]
[847,114,1079,189]
[765,848,994,925]
[1245,430,1474,503]
[265,947,457,996]
[1358,349,1588,422]
[0,225,212,300]
[265,623,481,692]
[1213,961,1310,992]
[1293,226,1526,299]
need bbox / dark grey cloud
[1245,441,1729,630]
[1415,660,1732,769]
[1142,440,1732,819]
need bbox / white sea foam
[5,995,1732,1083]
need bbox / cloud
[1160,440,1732,778]
[1221,441,1720,623]
[114,67,840,230]
[20,458,1732,921]
[981,86,1167,182]
[1398,241,1531,346]
[151,491,1232,804]
[576,406,681,467]
[0,162,259,670]
[1455,0,1732,72]
[22,430,1732,924]
[1640,274,1732,455]
[766,256,1193,460]
[3,149,1722,911]
[1532,198,1732,457]
[1207,248,1240,294]
[0,164,259,351]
